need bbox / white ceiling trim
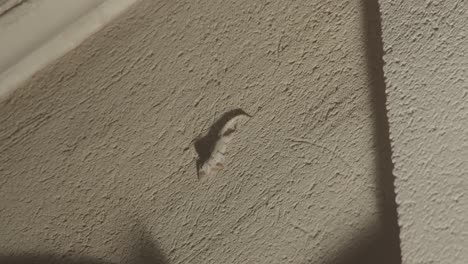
[0,0,139,101]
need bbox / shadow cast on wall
[362,0,401,262]
[0,222,169,264]
[311,0,401,263]
[0,0,400,263]
[0,255,115,264]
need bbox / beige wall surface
[0,0,399,263]
[380,1,468,263]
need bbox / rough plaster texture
[0,0,399,263]
[379,1,468,263]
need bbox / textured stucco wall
[0,0,399,263]
[380,1,468,263]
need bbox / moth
[193,109,251,179]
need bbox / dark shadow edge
[362,0,402,262]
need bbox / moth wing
[213,162,224,171]
[220,115,250,136]
[198,168,207,179]
[197,112,250,178]
[210,151,225,164]
[214,138,227,154]
[200,151,225,177]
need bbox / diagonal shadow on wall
[0,255,115,264]
[312,0,401,263]
[361,0,401,262]
[0,221,169,264]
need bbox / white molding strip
[0,0,139,101]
